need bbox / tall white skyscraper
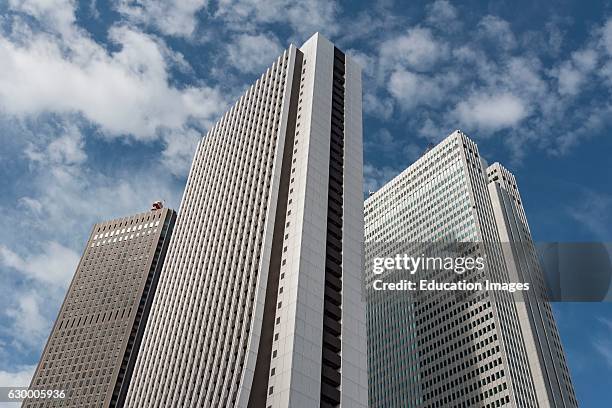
[125,33,367,408]
[364,130,577,407]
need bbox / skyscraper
[24,204,177,408]
[487,163,577,407]
[364,130,577,407]
[125,33,367,408]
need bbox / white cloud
[453,92,528,132]
[14,167,182,242]
[503,57,547,95]
[425,0,459,27]
[348,49,393,119]
[363,92,393,119]
[4,291,50,347]
[477,15,516,50]
[594,339,612,367]
[555,64,586,96]
[18,197,44,215]
[451,45,497,79]
[599,317,612,331]
[0,0,291,382]
[0,7,228,178]
[364,164,403,194]
[377,27,455,114]
[47,132,87,165]
[553,48,598,96]
[115,0,208,38]
[0,242,79,286]
[0,364,36,388]
[0,118,185,250]
[24,124,87,166]
[593,317,612,368]
[336,9,400,45]
[215,0,338,38]
[553,103,612,155]
[364,128,395,153]
[418,117,451,141]
[227,33,283,74]
[388,70,436,108]
[0,26,225,139]
[345,49,375,78]
[572,48,598,71]
[567,191,612,239]
[380,27,447,72]
[593,339,612,368]
[362,8,612,164]
[372,128,393,145]
[161,128,201,176]
[8,0,76,35]
[388,69,454,111]
[0,118,185,372]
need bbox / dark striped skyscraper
[24,204,177,408]
[125,33,367,408]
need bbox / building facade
[487,163,577,407]
[125,33,367,408]
[24,205,177,408]
[364,130,577,407]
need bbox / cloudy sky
[1,0,611,406]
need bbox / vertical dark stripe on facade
[248,49,304,408]
[320,47,345,408]
[111,210,177,408]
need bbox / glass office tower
[364,130,577,408]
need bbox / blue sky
[0,0,611,405]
